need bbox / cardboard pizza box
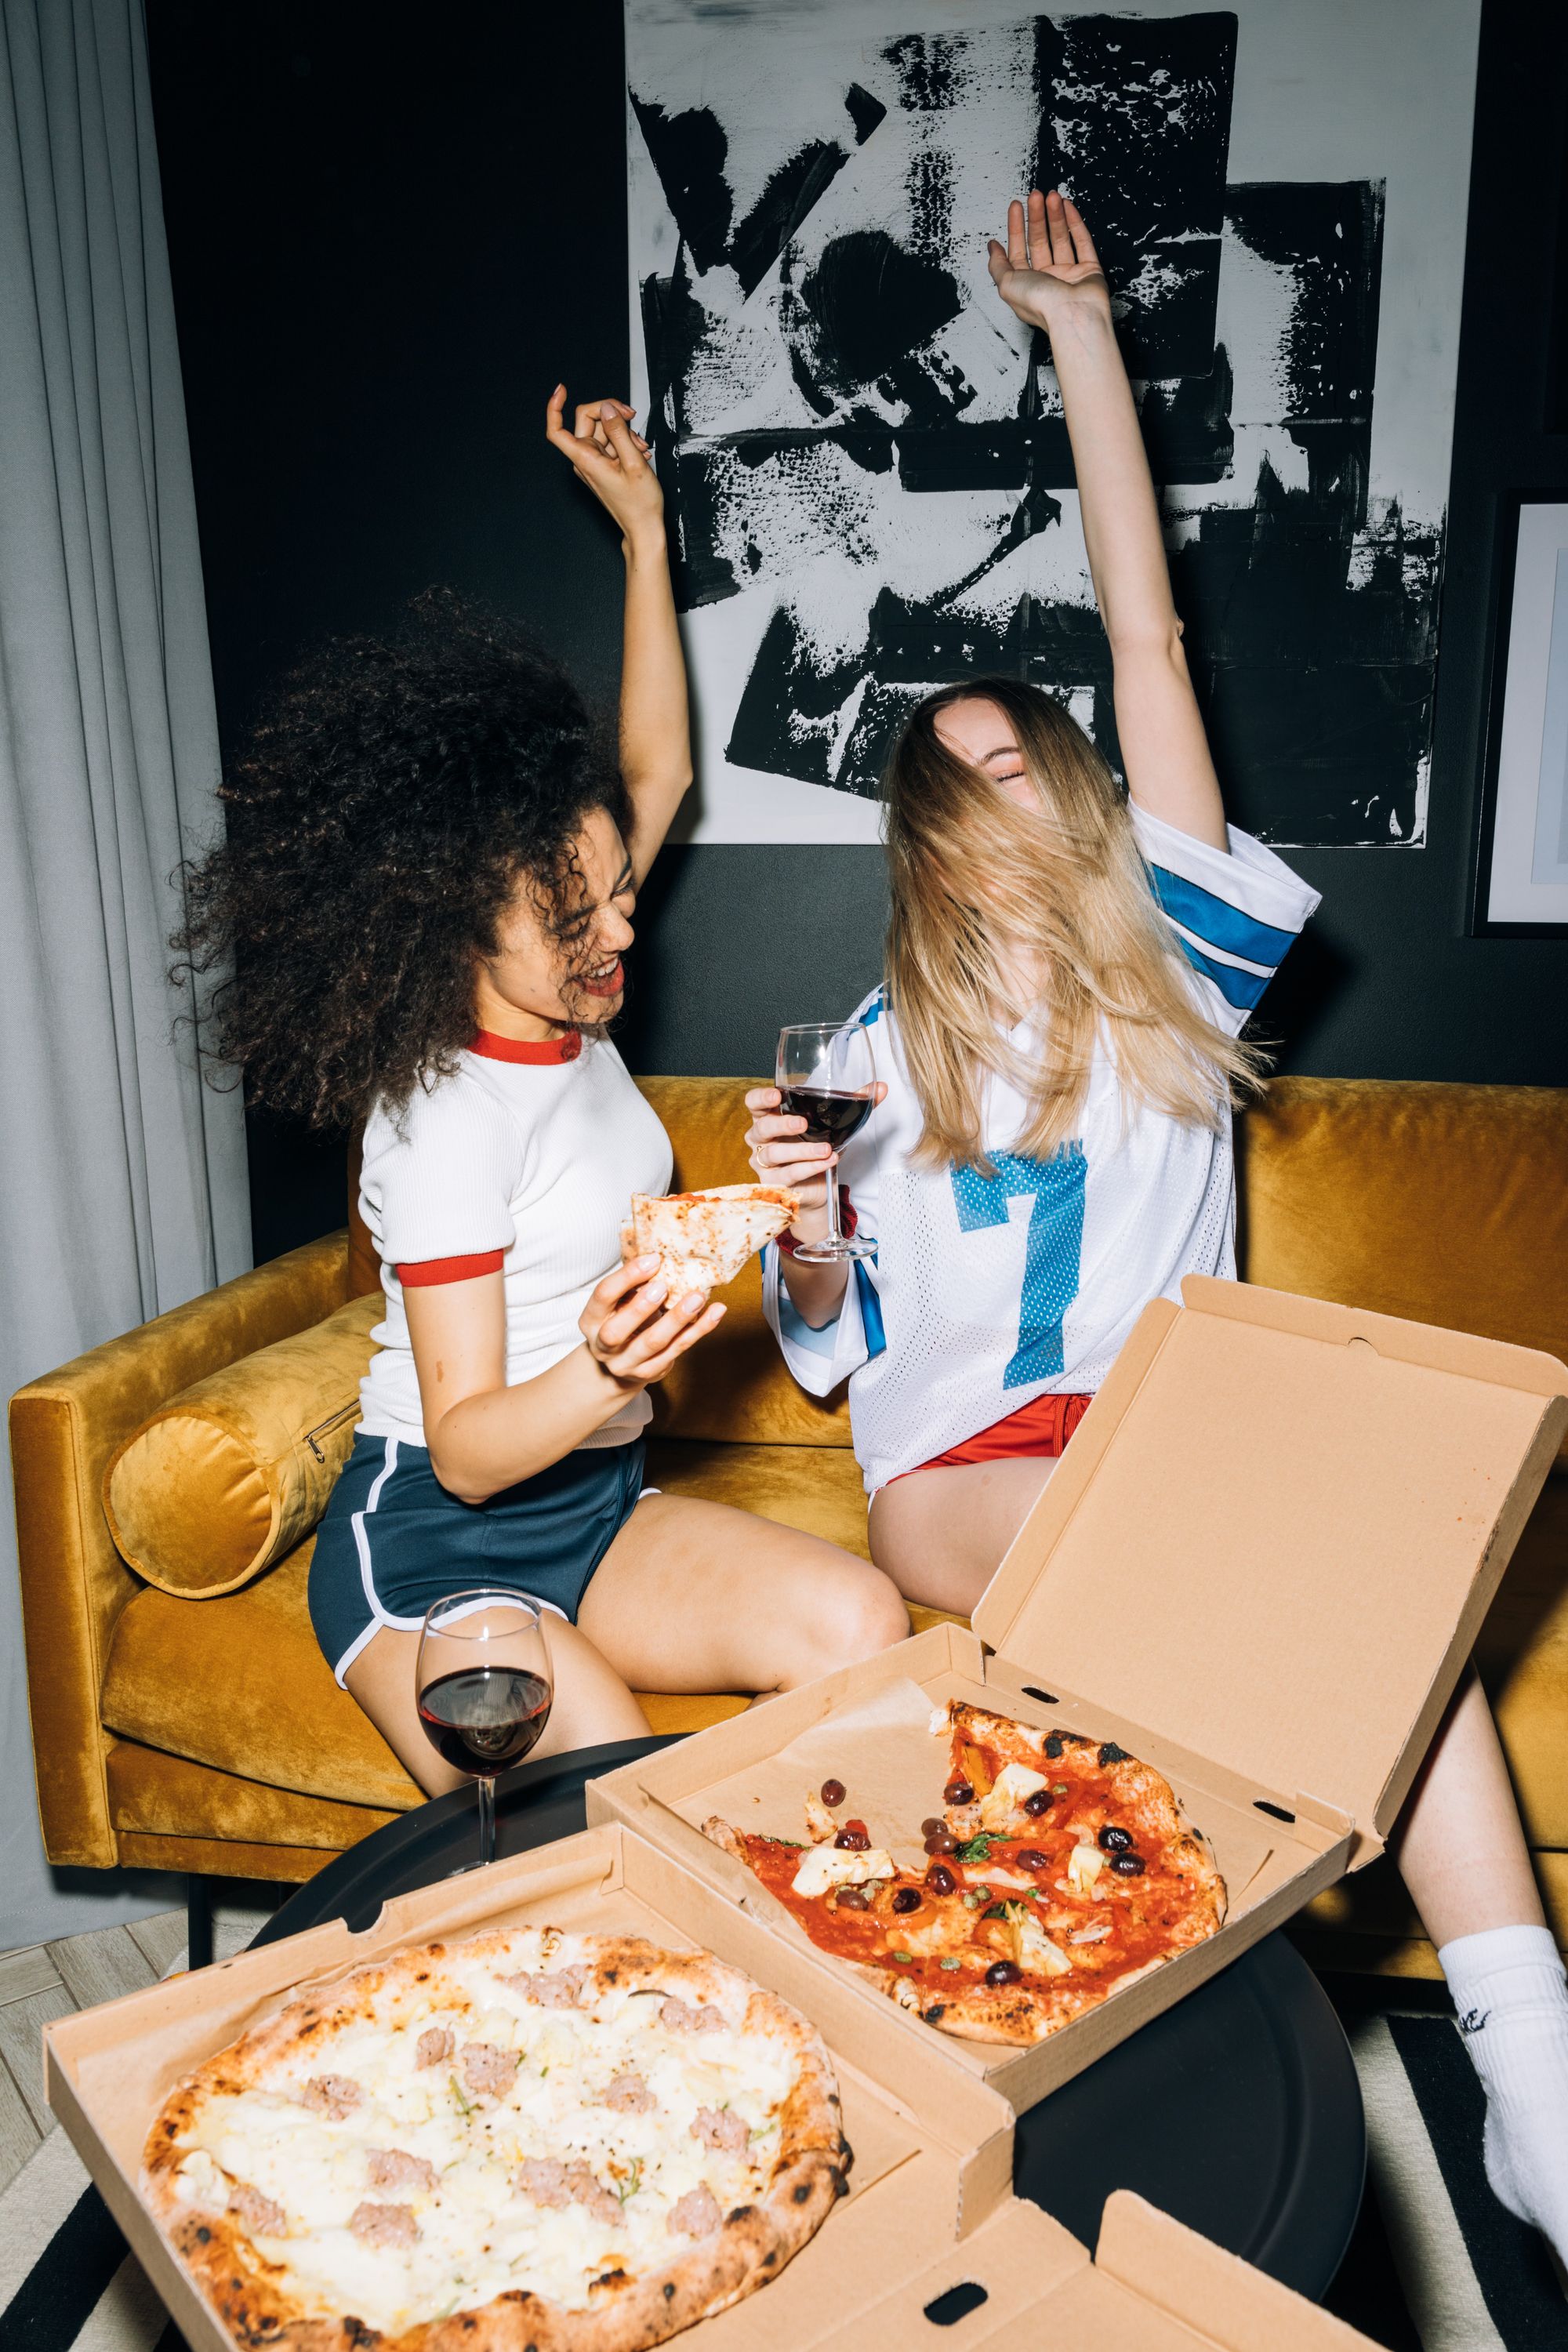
[590,1276,1568,2113]
[43,1820,1383,2352]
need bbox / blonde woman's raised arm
[987,191,1229,854]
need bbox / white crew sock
[1439,1923,1568,2263]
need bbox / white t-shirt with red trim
[355,1028,673,1452]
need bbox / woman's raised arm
[986,191,1229,854]
[546,387,693,880]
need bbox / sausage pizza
[143,1927,848,2352]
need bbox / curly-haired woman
[178,388,909,1783]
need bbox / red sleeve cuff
[775,1189,856,1255]
[397,1249,505,1287]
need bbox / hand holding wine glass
[750,1022,880,1263]
[417,1591,554,1872]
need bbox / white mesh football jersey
[763,806,1320,1494]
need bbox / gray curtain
[0,0,250,1948]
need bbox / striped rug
[2,2008,1563,2350]
[1347,2013,1568,2348]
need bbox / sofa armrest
[9,1232,354,1868]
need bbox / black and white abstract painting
[626,0,1480,845]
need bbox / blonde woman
[746,190,1568,2261]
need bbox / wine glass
[776,1021,877,1264]
[416,1590,553,1873]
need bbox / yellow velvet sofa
[11,1076,1568,1976]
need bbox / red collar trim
[470,1027,583,1065]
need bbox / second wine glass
[416,1591,554,1873]
[776,1020,877,1264]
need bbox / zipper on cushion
[304,1400,359,1461]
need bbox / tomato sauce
[735,1731,1214,2011]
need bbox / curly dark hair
[174,590,631,1129]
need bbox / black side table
[256,1736,1365,2300]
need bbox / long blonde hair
[884,677,1266,1171]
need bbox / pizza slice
[702,1704,1225,2048]
[630,1184,799,1292]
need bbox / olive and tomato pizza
[143,1928,848,2352]
[703,1700,1225,2046]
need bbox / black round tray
[258,1736,1363,2299]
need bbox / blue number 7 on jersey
[949,1146,1086,1389]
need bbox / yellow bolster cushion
[104,1294,383,1597]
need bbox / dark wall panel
[145,0,1568,1265]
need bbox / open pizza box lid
[972,1277,1567,1860]
[42,1820,1385,2352]
[590,1279,1566,2108]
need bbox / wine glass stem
[477,1773,496,1870]
[824,1167,843,1248]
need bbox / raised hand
[986,187,1112,340]
[546,386,665,546]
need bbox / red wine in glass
[417,1667,552,1775]
[416,1591,552,1872]
[776,1022,877,1263]
[777,1086,874,1152]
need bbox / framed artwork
[1472,497,1568,935]
[626,0,1482,848]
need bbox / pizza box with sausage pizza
[44,1817,1385,2352]
[590,1276,1568,2114]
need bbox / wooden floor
[0,1894,282,2198]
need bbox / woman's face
[934,695,1036,811]
[474,806,636,1038]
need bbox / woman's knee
[542,1621,651,1751]
[786,1563,910,1682]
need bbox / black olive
[835,1885,871,1910]
[926,1863,956,1896]
[1044,1735,1063,1759]
[1098,1742,1131,1766]
[891,1887,922,1914]
[820,1778,846,1806]
[1014,1848,1051,1871]
[944,1780,974,1806]
[924,1829,958,1855]
[1023,1788,1053,1817]
[1109,1852,1145,1875]
[920,1817,943,1838]
[834,1821,871,1851]
[1098,1824,1134,1852]
[985,1960,1022,1985]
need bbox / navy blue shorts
[309,1432,647,1686]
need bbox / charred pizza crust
[143,1931,848,2352]
[705,1700,1225,2049]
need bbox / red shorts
[895,1390,1092,1482]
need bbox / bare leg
[347,1618,650,1798]
[579,1494,909,1693]
[1393,1666,1546,1944]
[867,1457,1058,1614]
[1387,1664,1568,2259]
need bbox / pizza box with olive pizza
[591,1277,1568,2113]
[45,1819,1393,2352]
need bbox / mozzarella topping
[1011,1908,1072,1978]
[1066,1845,1105,1896]
[976,1763,1049,1828]
[789,1845,896,1897]
[160,1929,806,2333]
